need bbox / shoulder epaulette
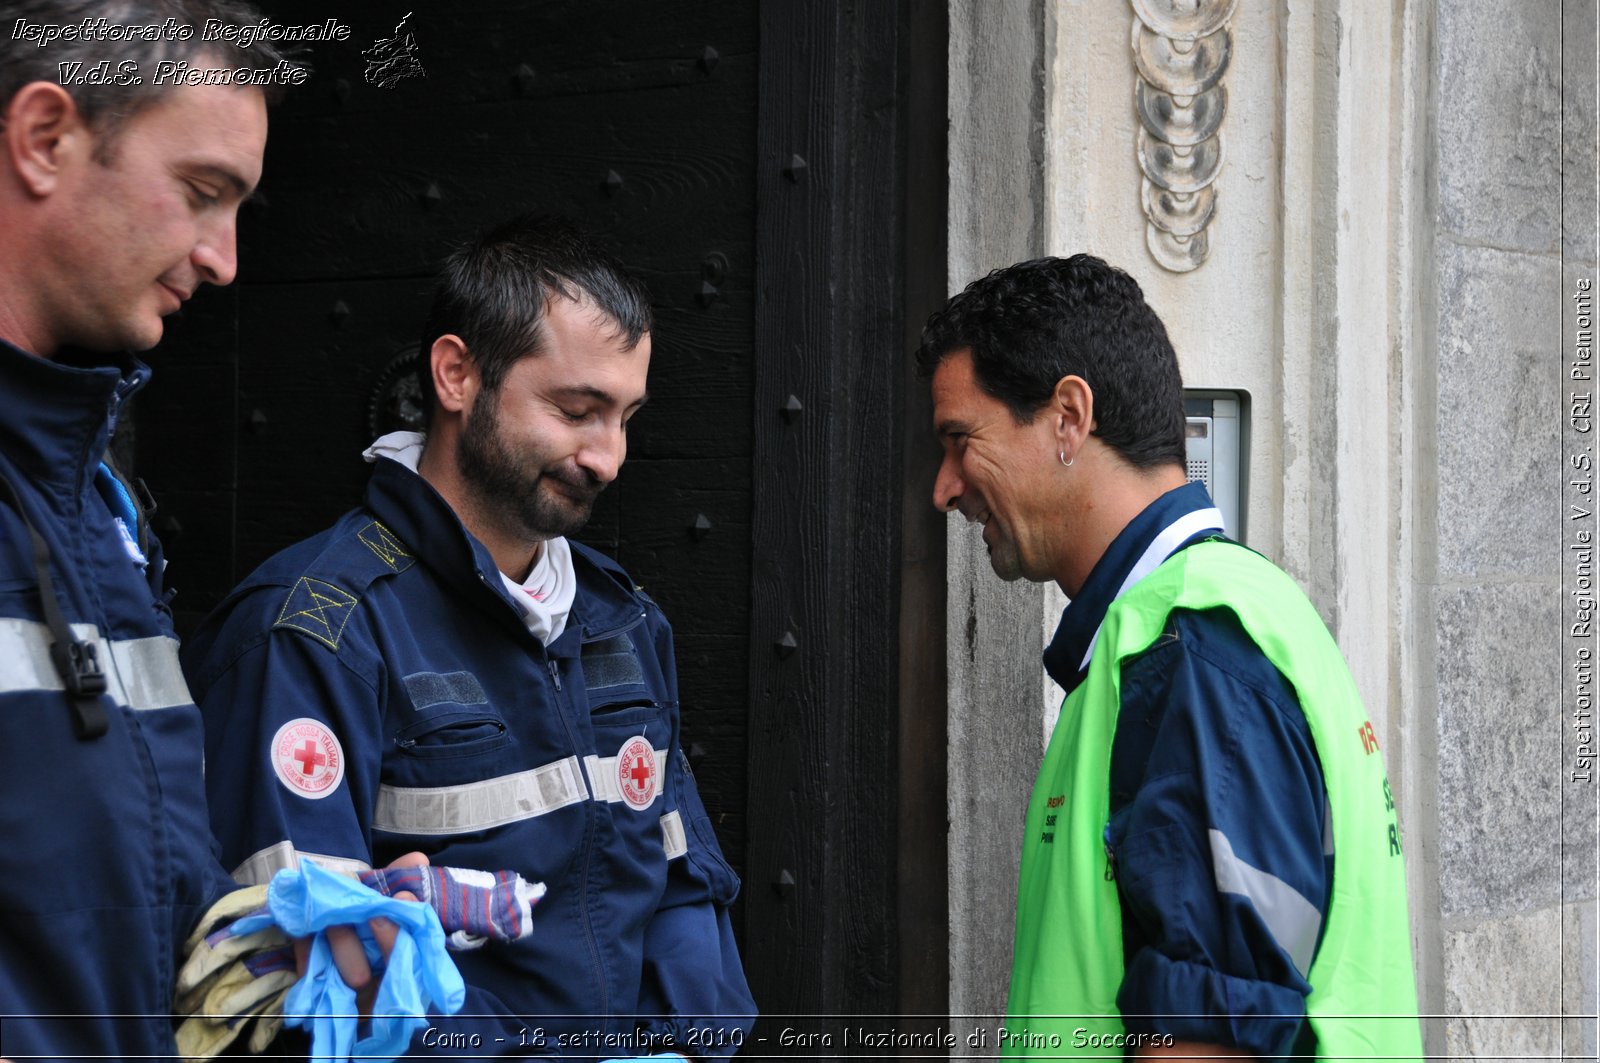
[271,518,416,651]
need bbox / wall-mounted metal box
[1184,390,1249,543]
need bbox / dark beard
[456,387,602,540]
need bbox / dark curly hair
[915,254,1186,470]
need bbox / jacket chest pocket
[576,631,678,806]
[394,670,510,759]
[580,631,655,704]
[582,632,670,758]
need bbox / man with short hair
[0,3,427,1056]
[0,4,274,1057]
[920,255,1422,1059]
[184,214,757,1056]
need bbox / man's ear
[3,82,87,197]
[1052,374,1095,458]
[430,334,479,415]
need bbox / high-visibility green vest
[1003,541,1422,1060]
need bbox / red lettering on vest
[1358,721,1379,755]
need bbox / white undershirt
[362,431,576,643]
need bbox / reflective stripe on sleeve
[660,809,687,860]
[373,755,590,835]
[231,839,373,885]
[0,617,192,711]
[1208,828,1322,977]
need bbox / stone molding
[1131,0,1233,272]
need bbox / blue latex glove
[233,860,467,1062]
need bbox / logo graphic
[616,736,658,810]
[271,718,345,799]
[363,11,424,89]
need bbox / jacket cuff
[1117,948,1309,1057]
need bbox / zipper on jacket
[540,641,607,1020]
[1103,822,1117,882]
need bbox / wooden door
[138,0,949,1050]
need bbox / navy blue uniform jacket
[0,341,237,1058]
[183,455,756,1057]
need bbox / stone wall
[1425,1,1597,1055]
[945,0,1048,1035]
[943,0,1599,1054]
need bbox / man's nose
[932,454,963,513]
[577,424,627,484]
[192,215,239,287]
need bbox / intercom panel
[1183,390,1249,543]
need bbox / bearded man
[184,214,755,1057]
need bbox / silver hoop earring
[1059,449,1073,468]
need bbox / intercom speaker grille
[1187,459,1210,484]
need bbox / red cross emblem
[294,740,327,774]
[616,736,658,810]
[272,718,344,799]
